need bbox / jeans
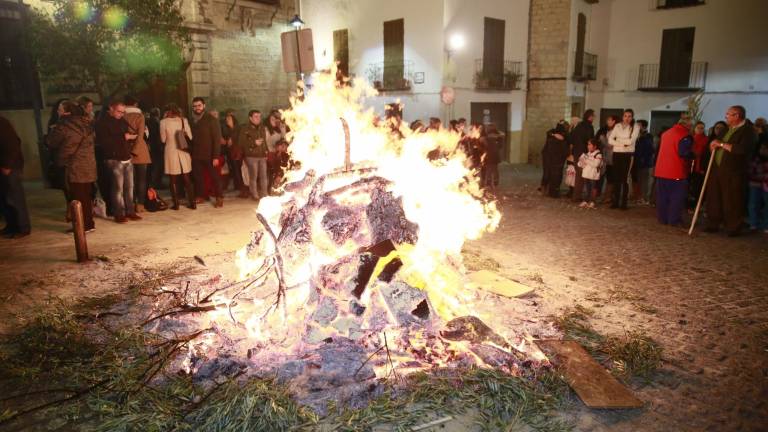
[245,157,268,199]
[748,185,768,230]
[134,164,148,204]
[0,168,31,234]
[583,179,598,202]
[106,159,135,218]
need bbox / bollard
[69,200,90,263]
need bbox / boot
[135,203,146,213]
[215,196,224,208]
[169,177,180,210]
[186,185,197,210]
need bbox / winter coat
[124,107,151,165]
[160,116,193,175]
[237,122,268,158]
[190,112,222,161]
[543,131,569,169]
[608,122,639,154]
[634,132,655,169]
[95,115,132,161]
[578,149,603,181]
[716,120,757,177]
[484,132,503,165]
[47,115,97,183]
[0,115,23,170]
[570,120,595,160]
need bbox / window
[0,3,39,110]
[482,17,505,88]
[383,19,404,89]
[656,0,705,9]
[659,27,695,88]
[333,29,349,78]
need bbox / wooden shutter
[482,17,505,87]
[658,27,695,88]
[333,29,349,77]
[574,13,586,77]
[383,18,404,88]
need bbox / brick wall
[186,1,296,120]
[525,0,572,164]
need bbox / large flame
[235,70,500,338]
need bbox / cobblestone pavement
[469,164,768,432]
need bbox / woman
[222,110,248,198]
[264,110,287,189]
[160,104,196,210]
[596,115,617,202]
[45,99,74,219]
[542,121,570,198]
[47,105,97,232]
[607,109,639,209]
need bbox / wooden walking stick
[688,152,716,236]
[69,200,90,263]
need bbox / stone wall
[186,0,297,120]
[524,0,572,164]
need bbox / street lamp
[289,14,305,83]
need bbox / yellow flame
[236,69,501,338]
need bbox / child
[577,138,604,209]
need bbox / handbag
[565,164,576,187]
[175,118,191,152]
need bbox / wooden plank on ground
[467,270,534,298]
[538,340,643,409]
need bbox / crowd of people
[540,105,768,237]
[0,95,293,237]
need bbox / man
[633,120,655,204]
[654,114,693,226]
[124,96,151,212]
[96,101,140,223]
[705,105,757,236]
[0,115,31,238]
[569,109,595,202]
[237,110,268,200]
[190,97,223,207]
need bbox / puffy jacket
[655,123,693,180]
[608,122,639,154]
[47,115,97,183]
[578,149,603,181]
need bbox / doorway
[659,27,695,89]
[470,102,509,161]
[650,110,684,138]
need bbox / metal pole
[70,200,90,263]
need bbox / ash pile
[147,169,548,414]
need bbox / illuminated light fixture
[289,14,305,29]
[449,33,465,51]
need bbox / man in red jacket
[655,114,693,226]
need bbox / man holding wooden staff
[704,106,757,237]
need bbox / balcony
[573,51,597,81]
[366,60,414,92]
[474,60,523,91]
[637,61,708,92]
[655,0,705,9]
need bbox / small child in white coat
[577,138,604,209]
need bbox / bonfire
[140,71,550,414]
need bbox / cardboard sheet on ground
[467,270,534,298]
[538,340,643,409]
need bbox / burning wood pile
[140,71,549,414]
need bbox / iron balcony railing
[655,0,705,9]
[474,59,523,91]
[573,51,597,81]
[366,60,414,92]
[637,61,708,91]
